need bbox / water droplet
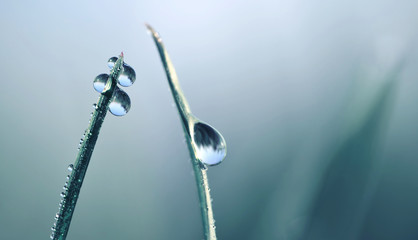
[107,56,118,69]
[54,213,59,220]
[66,175,70,180]
[93,73,109,93]
[191,122,227,166]
[51,227,56,231]
[109,88,131,116]
[117,64,136,87]
[68,164,74,172]
[50,233,54,239]
[60,192,66,198]
[63,186,68,191]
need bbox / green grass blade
[51,55,124,240]
[146,24,218,240]
[301,63,403,240]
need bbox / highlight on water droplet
[109,88,131,116]
[68,164,74,172]
[93,74,109,93]
[191,122,227,166]
[107,56,118,69]
[117,64,136,87]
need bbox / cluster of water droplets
[93,56,136,116]
[50,162,76,239]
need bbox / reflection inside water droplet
[109,88,131,116]
[107,56,117,69]
[117,64,136,87]
[191,122,226,166]
[93,74,109,93]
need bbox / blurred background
[1,0,418,239]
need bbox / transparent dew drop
[55,213,59,220]
[93,74,109,93]
[191,122,227,166]
[117,64,136,87]
[109,88,131,116]
[50,233,54,239]
[60,192,66,198]
[107,56,118,69]
[68,164,74,172]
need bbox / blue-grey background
[1,0,418,239]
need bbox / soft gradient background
[1,0,418,239]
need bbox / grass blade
[51,55,125,240]
[146,23,222,240]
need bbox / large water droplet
[117,64,136,87]
[107,56,118,69]
[191,122,226,166]
[109,88,131,116]
[93,74,109,93]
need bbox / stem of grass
[51,55,124,240]
[146,24,218,240]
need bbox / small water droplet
[191,122,227,166]
[107,56,118,69]
[109,88,131,116]
[66,175,70,180]
[93,73,109,93]
[54,213,59,220]
[63,186,68,191]
[50,233,54,239]
[93,103,97,109]
[60,192,66,198]
[68,164,74,172]
[51,227,56,231]
[117,64,136,87]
